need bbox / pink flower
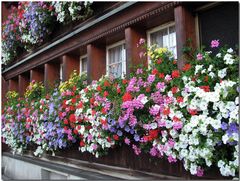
[139,38,145,45]
[196,167,204,177]
[150,147,158,156]
[124,138,130,145]
[132,144,141,155]
[136,68,143,74]
[168,155,177,163]
[147,74,155,83]
[165,75,172,82]
[211,39,219,48]
[139,51,144,58]
[196,53,203,60]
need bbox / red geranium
[80,140,85,147]
[103,91,109,97]
[122,92,132,102]
[104,80,110,87]
[113,134,119,141]
[163,107,170,115]
[97,86,102,92]
[69,114,76,123]
[159,73,165,79]
[199,85,210,92]
[172,70,180,79]
[177,96,183,103]
[182,64,191,71]
[152,68,158,75]
[171,86,179,94]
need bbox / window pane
[150,28,168,47]
[82,57,87,73]
[108,43,126,78]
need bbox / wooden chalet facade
[1,1,239,180]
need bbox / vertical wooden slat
[1,76,8,106]
[30,69,44,83]
[8,78,18,92]
[87,44,106,83]
[174,5,196,69]
[62,54,80,81]
[44,63,60,90]
[125,27,147,77]
[18,74,29,96]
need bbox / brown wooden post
[174,5,196,69]
[62,54,80,81]
[44,63,60,90]
[18,74,30,96]
[30,69,44,83]
[2,76,8,106]
[8,78,18,92]
[87,44,106,83]
[125,27,147,77]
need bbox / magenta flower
[196,167,204,177]
[211,39,219,48]
[196,53,203,60]
[139,38,145,45]
[124,138,130,145]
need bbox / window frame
[106,40,126,78]
[146,21,176,64]
[79,54,88,75]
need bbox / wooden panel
[62,55,80,81]
[18,74,30,96]
[44,63,60,90]
[2,2,180,80]
[30,69,44,83]
[8,78,18,92]
[125,27,147,77]
[1,76,8,106]
[174,5,196,69]
[87,44,106,82]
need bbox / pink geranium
[211,39,220,48]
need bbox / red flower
[92,110,96,116]
[122,92,132,102]
[173,60,177,64]
[90,97,95,104]
[73,129,78,135]
[72,86,77,91]
[152,68,158,75]
[122,79,128,84]
[97,86,102,92]
[157,59,162,64]
[64,119,68,124]
[77,102,83,109]
[171,86,179,94]
[107,137,111,142]
[177,96,183,103]
[101,108,106,114]
[146,87,151,93]
[182,64,191,71]
[159,73,165,79]
[64,126,68,130]
[199,86,210,92]
[104,91,109,97]
[113,134,119,141]
[173,116,180,122]
[76,125,81,130]
[69,114,76,123]
[117,88,121,94]
[104,80,110,87]
[101,119,107,125]
[188,109,198,115]
[172,70,180,79]
[80,140,85,147]
[71,98,76,104]
[163,108,170,115]
[149,129,158,140]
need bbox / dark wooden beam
[44,63,60,90]
[87,44,106,83]
[2,76,8,106]
[174,5,196,69]
[8,78,18,92]
[62,55,80,81]
[30,69,44,83]
[125,27,147,77]
[18,74,29,96]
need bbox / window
[60,63,63,82]
[80,55,87,75]
[106,40,126,78]
[147,22,177,58]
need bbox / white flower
[190,163,197,175]
[227,48,233,53]
[218,68,227,79]
[224,53,234,64]
[216,53,221,58]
